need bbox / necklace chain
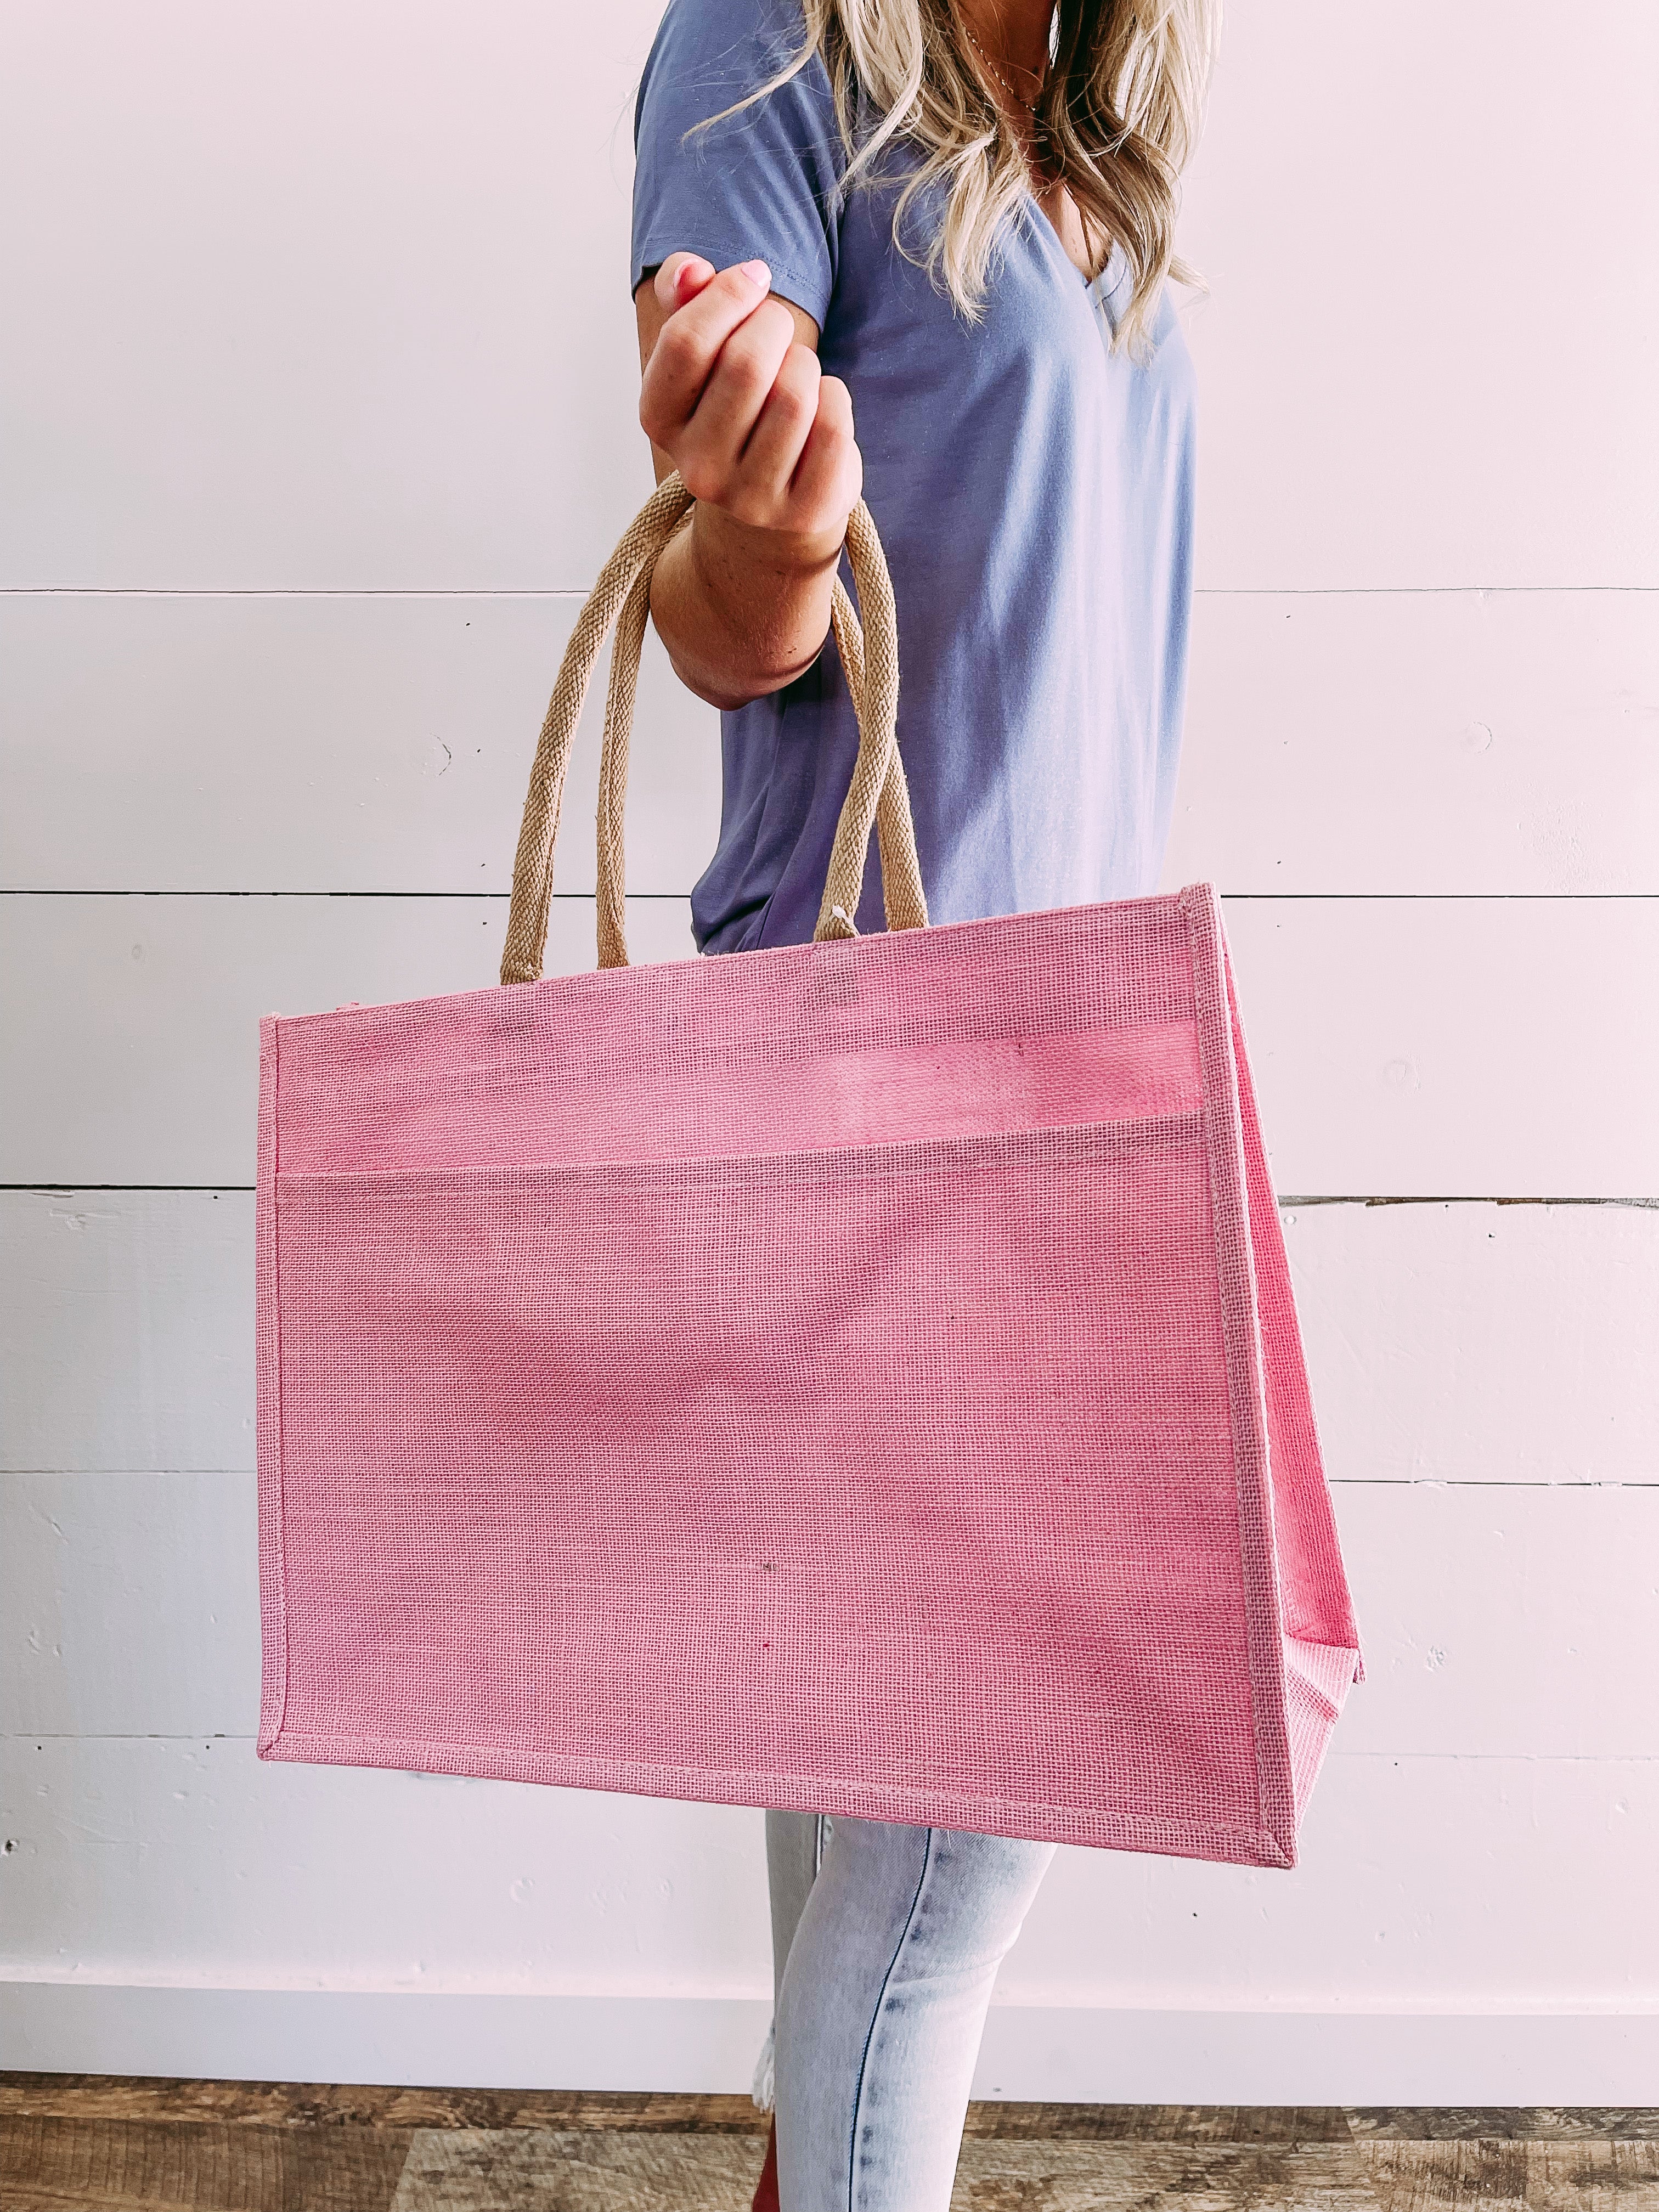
[958,8,1056,171]
[958,11,1046,115]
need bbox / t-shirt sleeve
[630,0,844,329]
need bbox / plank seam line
[1324,1477,1659,1488]
[1282,1195,1659,1209]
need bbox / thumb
[654,252,716,312]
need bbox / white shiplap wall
[2,0,1656,2100]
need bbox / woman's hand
[639,252,861,546]
[634,253,861,708]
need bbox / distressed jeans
[763,1809,1057,2212]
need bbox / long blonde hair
[690,0,1220,355]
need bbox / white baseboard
[0,1985,770,2096]
[4,1983,1655,2107]
[976,2004,1659,2106]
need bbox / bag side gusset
[1221,928,1364,1685]
[1179,883,1305,1866]
[255,1013,291,1758]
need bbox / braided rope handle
[500,470,927,984]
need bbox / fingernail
[740,258,771,290]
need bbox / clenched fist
[638,253,861,555]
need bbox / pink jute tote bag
[257,472,1362,1868]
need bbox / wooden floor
[2,2077,1656,2211]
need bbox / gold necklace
[958,12,1053,159]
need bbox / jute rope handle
[501,470,927,985]
[827,557,927,956]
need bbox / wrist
[689,500,845,609]
[650,502,844,709]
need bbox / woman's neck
[957,1,1101,280]
[956,0,1053,91]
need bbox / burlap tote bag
[257,473,1362,1867]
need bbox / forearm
[650,502,839,710]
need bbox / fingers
[789,373,863,521]
[639,258,775,449]
[736,339,823,495]
[637,255,860,540]
[674,298,799,499]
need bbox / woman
[629,0,1215,2203]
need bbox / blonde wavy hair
[691,0,1220,355]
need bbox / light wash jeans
[763,1809,1057,2212]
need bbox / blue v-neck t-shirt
[630,0,1197,953]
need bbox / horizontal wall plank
[1223,898,1658,1199]
[1164,591,1659,895]
[1,1474,257,1737]
[3,895,1654,1192]
[1327,1482,1659,1759]
[1177,0,1659,588]
[0,893,697,1187]
[6,1474,1656,1759]
[1012,1751,1659,2012]
[2,3,1653,591]
[0,593,721,897]
[0,1734,768,1991]
[1283,1199,1659,1485]
[6,591,1654,899]
[0,2,659,591]
[7,1195,1655,1484]
[2,1736,1652,2010]
[2,1191,255,1475]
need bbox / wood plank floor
[2,2078,1656,2211]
